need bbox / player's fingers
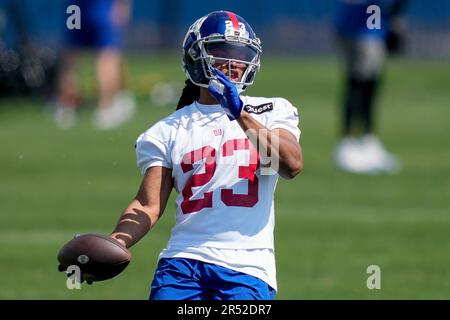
[213,75,234,92]
[211,67,231,84]
[207,83,223,100]
[213,69,237,92]
[66,269,76,277]
[211,67,226,78]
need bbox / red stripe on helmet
[225,11,239,30]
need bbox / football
[57,233,131,283]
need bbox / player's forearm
[110,199,159,248]
[111,166,173,248]
[237,111,303,179]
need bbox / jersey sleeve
[268,98,301,141]
[135,123,173,175]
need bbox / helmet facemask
[185,34,262,93]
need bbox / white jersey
[135,96,300,290]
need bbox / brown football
[57,233,131,282]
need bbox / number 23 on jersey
[180,138,260,214]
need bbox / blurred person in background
[334,0,408,173]
[0,0,59,97]
[54,0,135,130]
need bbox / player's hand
[208,67,243,121]
[57,264,94,285]
[57,233,94,285]
[57,261,94,285]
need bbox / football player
[333,0,407,173]
[54,0,135,130]
[110,11,303,300]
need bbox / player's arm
[237,113,303,179]
[110,166,173,248]
[208,67,302,179]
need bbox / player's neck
[198,88,219,105]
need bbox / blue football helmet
[182,11,262,92]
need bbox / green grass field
[0,55,449,299]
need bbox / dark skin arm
[110,166,173,248]
[199,88,303,179]
[237,111,303,179]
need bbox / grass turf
[0,55,449,299]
